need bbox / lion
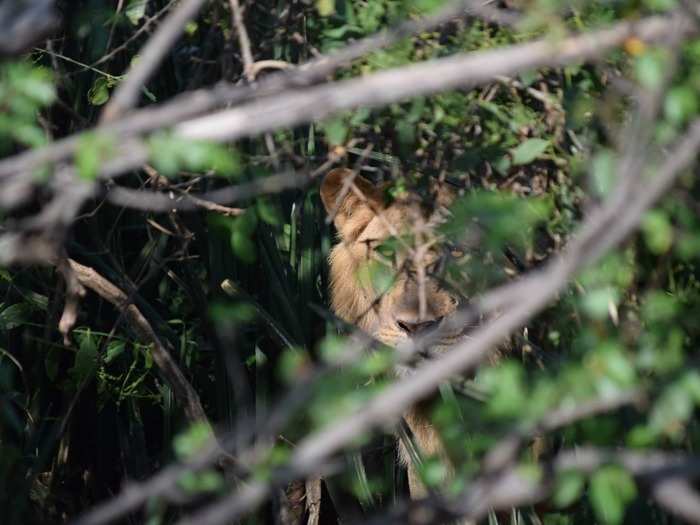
[320,167,466,499]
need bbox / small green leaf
[12,64,56,106]
[278,347,310,384]
[590,465,637,525]
[322,118,348,146]
[88,77,111,106]
[0,303,31,330]
[553,471,585,508]
[642,210,673,254]
[510,138,550,166]
[173,422,213,459]
[635,50,666,89]
[76,134,114,180]
[642,291,677,322]
[419,457,448,487]
[126,0,148,25]
[316,0,335,16]
[231,230,256,263]
[591,150,616,196]
[178,469,223,494]
[319,334,347,364]
[256,198,281,225]
[664,86,698,125]
[147,133,240,177]
[581,287,619,320]
[70,329,98,386]
[104,340,126,364]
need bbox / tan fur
[321,168,464,498]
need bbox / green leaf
[0,303,31,330]
[173,422,213,459]
[553,470,585,508]
[209,302,257,324]
[10,64,56,106]
[316,0,335,16]
[642,210,673,254]
[256,198,281,225]
[178,469,224,494]
[510,138,550,166]
[70,329,98,386]
[231,230,256,263]
[581,287,619,320]
[664,86,698,125]
[148,133,240,177]
[635,50,666,89]
[478,361,527,418]
[319,334,347,364]
[642,291,677,322]
[589,466,637,525]
[76,134,114,180]
[419,457,448,487]
[88,77,111,106]
[413,0,448,14]
[322,118,348,146]
[126,0,148,25]
[278,347,310,384]
[591,150,616,196]
[355,258,396,295]
[104,340,126,364]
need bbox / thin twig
[104,170,308,213]
[228,0,254,81]
[101,0,208,122]
[67,258,209,424]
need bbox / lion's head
[320,168,465,358]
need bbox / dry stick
[173,120,700,525]
[104,170,307,212]
[0,0,518,178]
[228,0,254,81]
[100,0,208,122]
[67,258,208,424]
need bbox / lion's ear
[320,168,384,241]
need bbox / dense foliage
[1,0,699,524]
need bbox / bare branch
[67,258,209,425]
[100,0,207,122]
[228,0,254,81]
[104,170,308,213]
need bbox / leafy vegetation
[1,0,699,524]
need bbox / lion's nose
[397,317,444,335]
